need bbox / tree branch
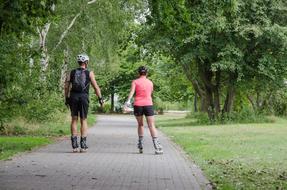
[53,13,81,51]
[87,0,97,5]
[52,0,97,51]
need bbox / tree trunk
[214,71,221,116]
[194,93,198,112]
[222,74,236,113]
[111,92,114,112]
[199,96,208,112]
[247,95,257,112]
[189,79,208,112]
[60,49,69,90]
[214,87,220,117]
[205,85,215,120]
[223,85,235,113]
[199,65,216,120]
[182,61,222,120]
[37,23,51,74]
[181,61,209,113]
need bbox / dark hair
[138,66,148,75]
[78,61,88,65]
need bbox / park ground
[157,114,287,189]
[0,113,287,189]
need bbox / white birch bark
[37,23,51,73]
[60,49,69,90]
[87,0,97,5]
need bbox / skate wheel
[72,148,79,153]
[80,148,88,153]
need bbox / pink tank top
[133,76,153,106]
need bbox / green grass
[0,137,51,160]
[0,113,97,160]
[158,116,287,190]
[1,113,97,136]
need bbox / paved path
[0,115,212,190]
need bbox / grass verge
[0,113,97,160]
[0,137,51,160]
[158,116,287,190]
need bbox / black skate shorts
[134,105,154,117]
[69,93,89,119]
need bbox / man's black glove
[65,97,70,106]
[98,97,104,106]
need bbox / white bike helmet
[77,53,89,62]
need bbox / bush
[23,92,63,122]
[269,91,287,116]
[187,108,272,125]
[92,104,111,113]
[220,108,271,124]
[187,112,211,125]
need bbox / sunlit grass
[158,115,287,190]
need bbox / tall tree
[140,0,287,120]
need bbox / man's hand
[98,97,104,107]
[65,97,70,106]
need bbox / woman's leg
[136,116,144,136]
[146,115,163,154]
[135,116,144,153]
[146,116,157,137]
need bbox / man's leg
[79,95,89,152]
[135,116,144,153]
[71,116,79,152]
[80,118,89,152]
[80,118,88,137]
[71,116,78,136]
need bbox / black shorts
[134,105,154,116]
[69,93,89,119]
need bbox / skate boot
[137,136,144,153]
[80,136,88,153]
[153,137,163,155]
[71,136,79,153]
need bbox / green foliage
[188,112,211,125]
[0,0,56,33]
[186,109,272,125]
[92,104,112,114]
[0,0,142,125]
[2,0,287,125]
[23,93,63,121]
[220,109,272,124]
[141,0,287,119]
